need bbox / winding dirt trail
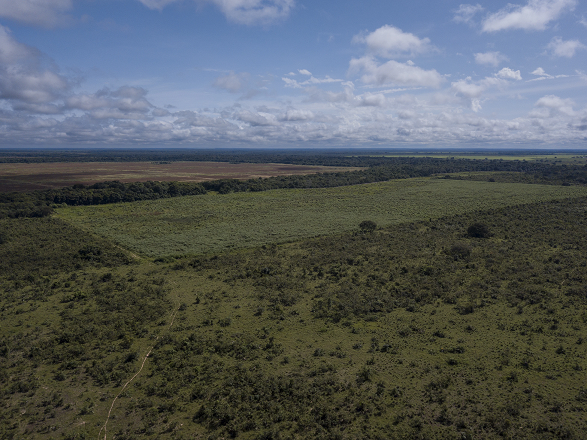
[97,283,181,440]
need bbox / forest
[0,149,586,440]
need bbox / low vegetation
[1,152,587,439]
[56,178,587,257]
[1,189,587,439]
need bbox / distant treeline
[1,157,586,219]
[0,148,584,167]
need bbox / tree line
[1,156,586,219]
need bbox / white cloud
[527,66,571,81]
[281,74,343,89]
[581,16,587,27]
[138,0,294,25]
[0,25,70,108]
[235,110,278,126]
[66,87,155,119]
[482,0,577,32]
[534,94,575,116]
[0,0,73,28]
[450,76,510,111]
[280,109,314,121]
[451,78,486,99]
[352,25,433,58]
[298,69,312,76]
[546,36,586,57]
[474,51,508,67]
[531,67,549,76]
[214,0,295,26]
[213,71,250,92]
[497,67,522,80]
[453,4,484,24]
[349,57,444,88]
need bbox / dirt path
[97,284,181,440]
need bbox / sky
[0,0,586,149]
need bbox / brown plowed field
[0,161,364,192]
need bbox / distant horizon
[1,145,587,154]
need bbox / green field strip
[56,178,587,257]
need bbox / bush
[467,223,490,238]
[359,220,377,232]
[450,243,471,260]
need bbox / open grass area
[56,178,587,258]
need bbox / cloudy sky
[1,0,586,148]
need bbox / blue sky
[0,0,586,148]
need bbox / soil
[0,161,363,192]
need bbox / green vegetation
[1,152,587,439]
[57,178,587,257]
[2,195,587,439]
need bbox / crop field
[57,178,587,258]
[0,161,361,192]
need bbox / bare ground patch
[0,161,363,192]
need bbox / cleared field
[56,178,587,258]
[0,161,362,192]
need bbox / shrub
[467,223,490,238]
[450,243,471,260]
[359,220,377,232]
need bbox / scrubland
[1,170,586,439]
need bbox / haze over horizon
[0,0,586,149]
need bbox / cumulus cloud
[298,69,312,76]
[235,110,278,126]
[349,57,444,88]
[279,109,314,121]
[497,67,522,80]
[531,67,549,77]
[482,0,577,32]
[0,25,71,110]
[474,51,508,67]
[453,4,484,24]
[213,71,250,92]
[534,94,575,116]
[546,36,586,57]
[450,76,509,111]
[66,87,155,119]
[0,0,74,28]
[352,25,433,58]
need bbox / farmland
[0,161,362,192]
[57,178,587,257]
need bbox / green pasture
[56,178,587,258]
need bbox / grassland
[57,178,587,257]
[2,194,587,439]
